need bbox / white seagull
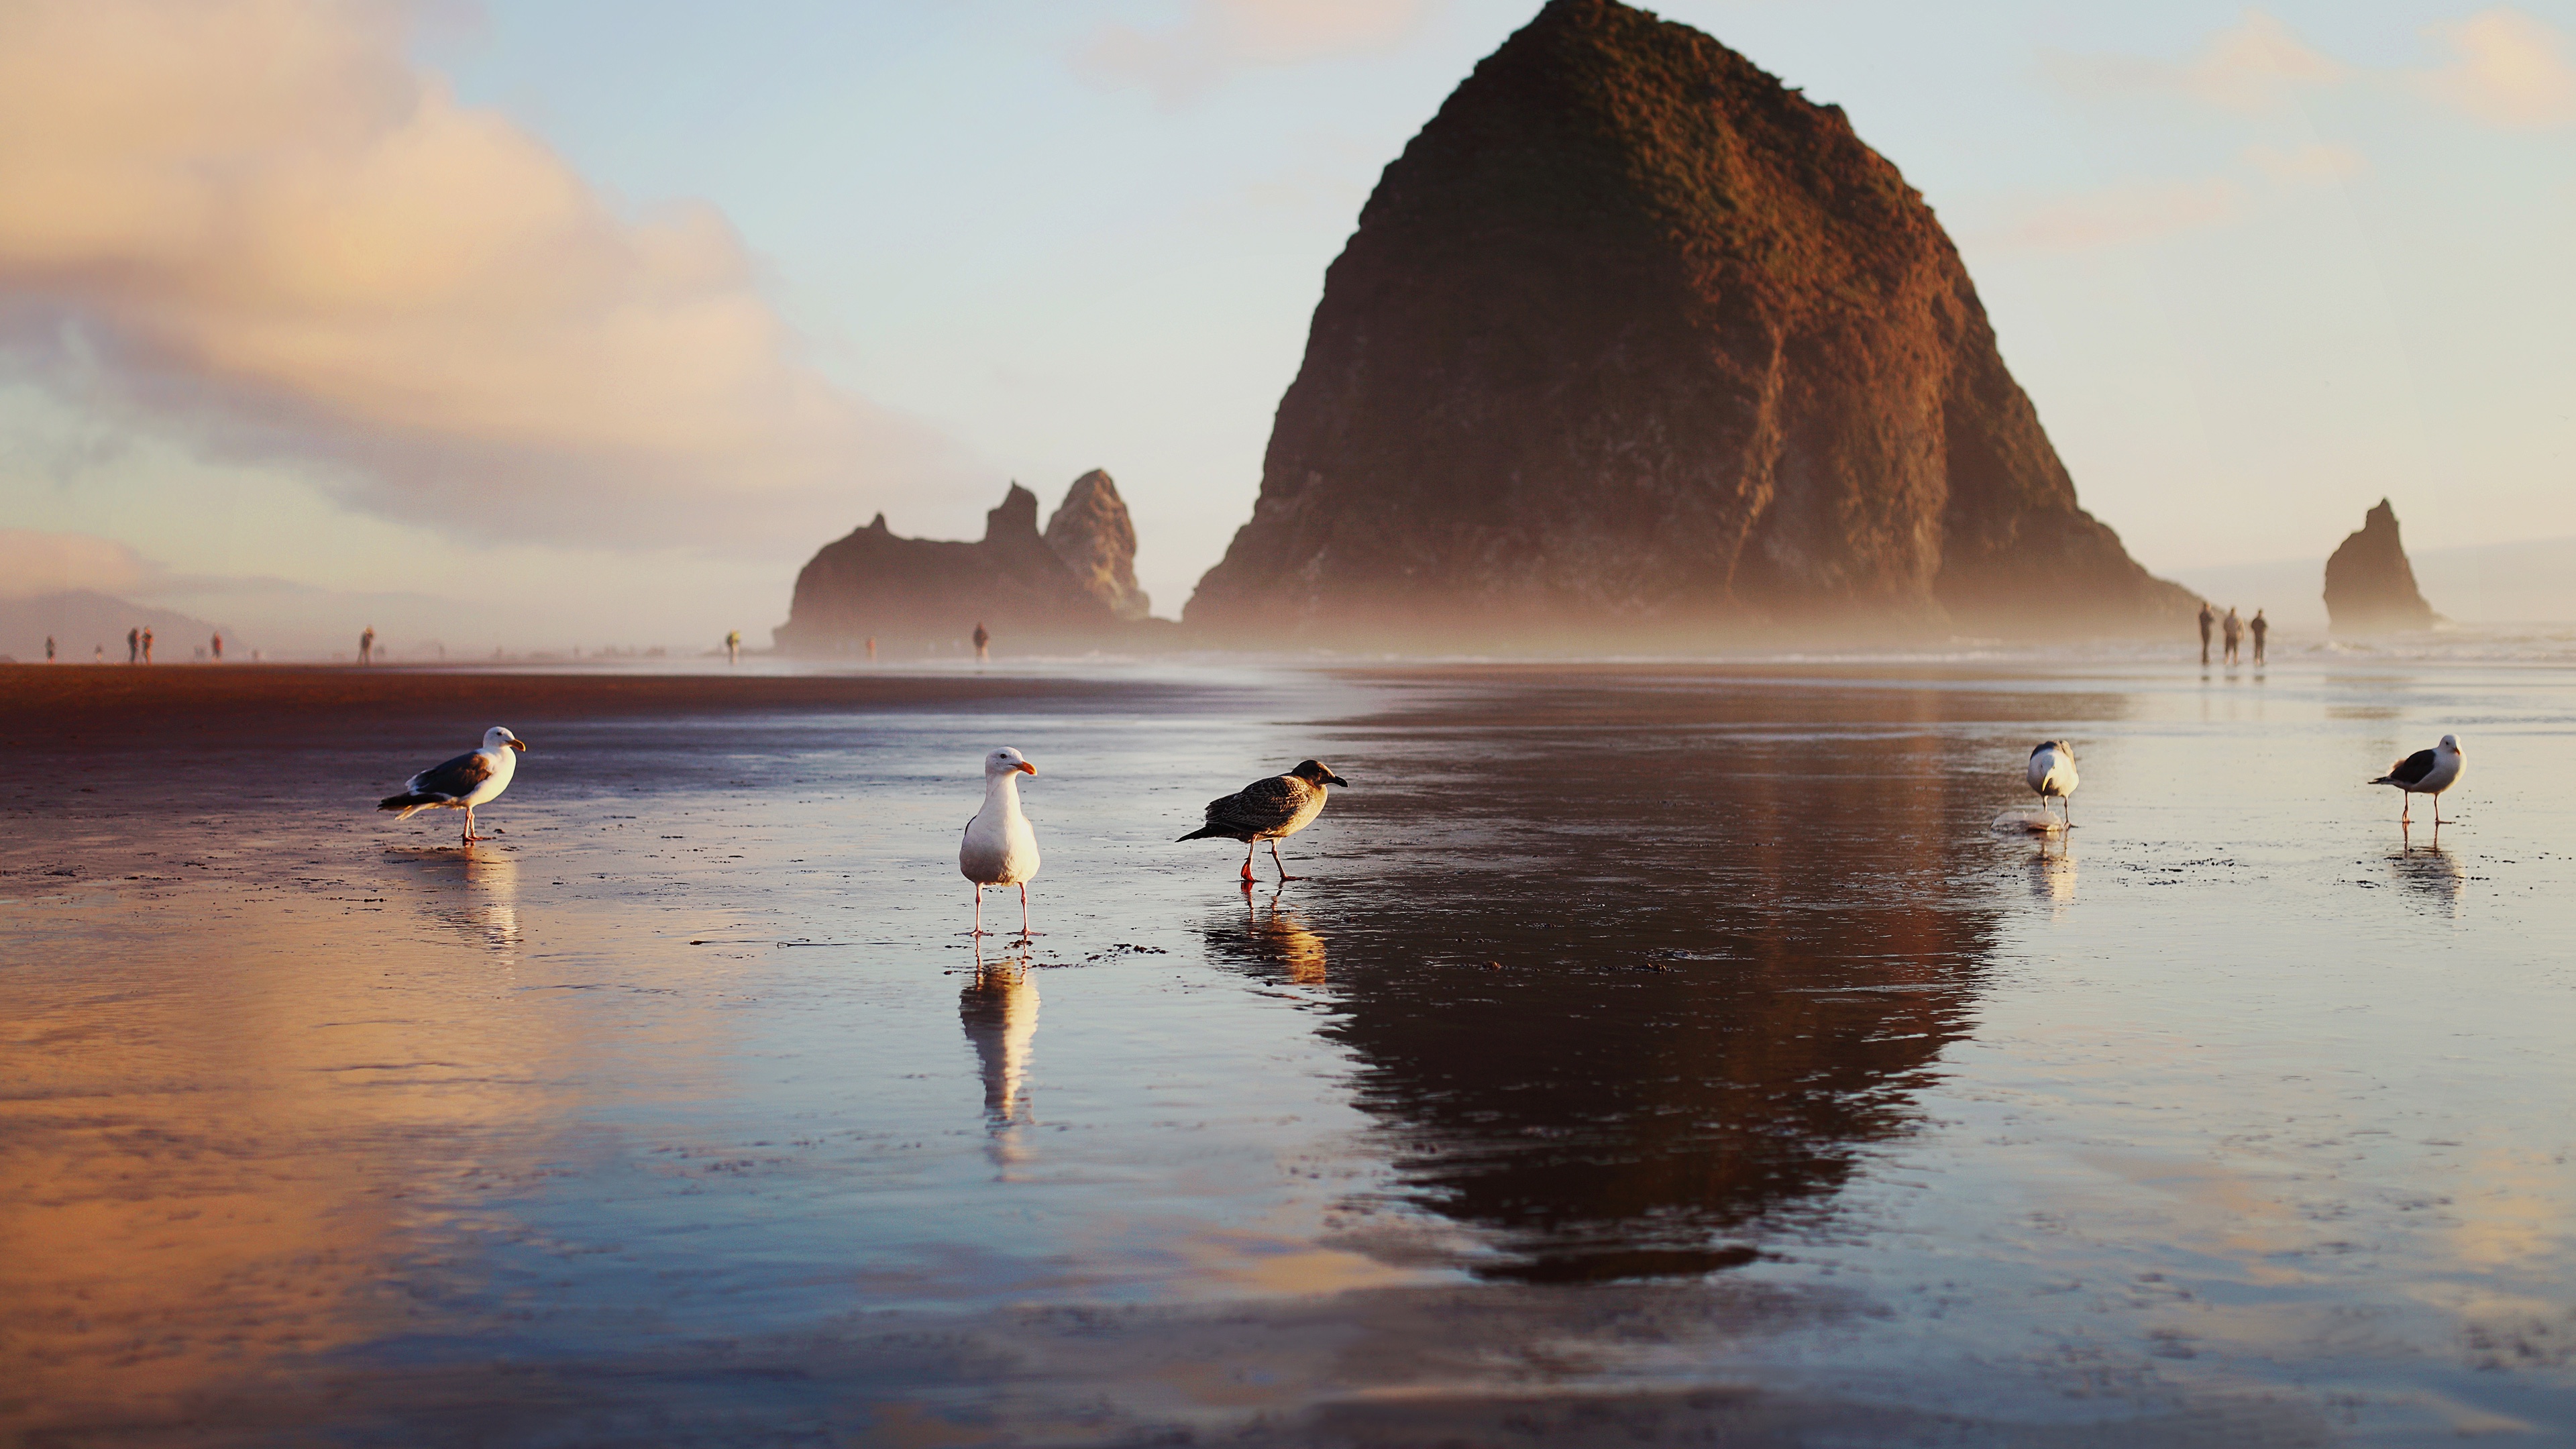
[380,727,528,847]
[961,747,1042,936]
[1179,759,1350,883]
[2027,741,2078,826]
[2370,734,2464,826]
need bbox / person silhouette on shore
[973,622,991,663]
[2196,602,2214,665]
[45,635,55,663]
[725,629,741,665]
[865,635,877,661]
[360,626,376,666]
[94,644,104,663]
[2249,609,2268,665]
[127,627,139,664]
[210,631,223,662]
[2222,607,2242,665]
[140,627,154,663]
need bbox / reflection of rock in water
[1231,684,2008,1283]
[2390,843,2464,914]
[960,961,1040,1140]
[1205,893,1328,985]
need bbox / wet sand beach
[4,658,2573,1445]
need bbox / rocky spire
[2323,499,2438,634]
[1182,0,2193,643]
[1042,470,1150,621]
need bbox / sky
[1,0,2571,653]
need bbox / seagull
[961,747,1041,936]
[2370,734,2464,826]
[1179,759,1350,883]
[379,727,528,847]
[2027,741,2078,826]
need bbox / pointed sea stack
[2323,499,2437,634]
[773,482,1123,652]
[1185,0,2194,645]
[1042,470,1151,621]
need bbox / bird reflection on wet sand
[391,845,523,959]
[959,950,1039,1168]
[1212,890,1328,985]
[2389,840,2465,914]
[2029,835,2076,908]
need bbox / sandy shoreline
[0,663,1236,750]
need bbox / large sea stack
[1185,0,2194,644]
[773,476,1144,651]
[2322,498,2437,634]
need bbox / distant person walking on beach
[865,636,877,661]
[210,631,223,662]
[973,622,991,663]
[360,626,376,665]
[140,627,154,663]
[726,629,741,665]
[2222,607,2243,665]
[2196,602,2214,665]
[127,627,139,664]
[2250,610,2268,665]
[45,635,55,663]
[93,644,104,663]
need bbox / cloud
[1974,179,2243,254]
[2048,11,2347,113]
[2243,142,2367,182]
[1075,0,1437,105]
[2414,8,2576,128]
[0,0,967,555]
[0,529,164,600]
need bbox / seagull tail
[1175,824,1226,843]
[380,792,448,818]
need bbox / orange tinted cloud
[0,0,962,551]
[0,529,162,600]
[2416,8,2576,128]
[1075,0,1438,105]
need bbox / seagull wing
[407,749,496,801]
[1204,775,1312,839]
[2373,748,2438,786]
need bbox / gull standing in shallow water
[961,747,1041,936]
[1179,760,1350,883]
[2371,735,2464,826]
[2027,741,2078,827]
[379,727,528,847]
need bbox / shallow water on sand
[5,660,2574,1445]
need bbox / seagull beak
[507,739,528,752]
[1018,761,1037,775]
[1326,773,1350,788]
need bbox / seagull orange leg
[1018,882,1031,938]
[1271,840,1302,883]
[972,885,987,938]
[1241,841,1256,883]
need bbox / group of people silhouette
[2196,602,2266,665]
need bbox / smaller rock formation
[1042,470,1150,621]
[2323,499,2438,634]
[774,482,1120,652]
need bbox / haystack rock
[773,480,1128,651]
[1042,470,1151,621]
[1185,0,2195,644]
[2323,499,2437,634]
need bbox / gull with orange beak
[378,726,529,847]
[961,747,1042,936]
